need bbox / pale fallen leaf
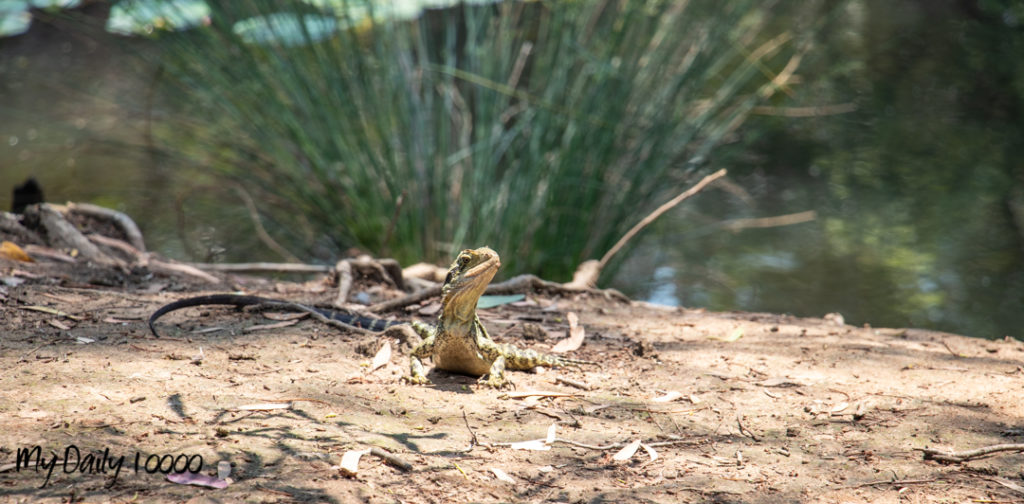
[546,423,557,444]
[508,439,551,451]
[48,319,71,331]
[75,336,94,344]
[19,305,82,320]
[490,467,516,483]
[537,465,554,473]
[641,443,659,461]
[651,391,683,403]
[339,449,371,476]
[370,342,391,372]
[233,402,293,411]
[829,402,850,414]
[711,328,744,342]
[477,294,525,309]
[166,471,230,489]
[689,394,703,404]
[551,312,585,353]
[505,390,576,399]
[613,439,642,461]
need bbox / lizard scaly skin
[406,246,591,389]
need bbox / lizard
[147,246,591,388]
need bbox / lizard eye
[457,255,470,268]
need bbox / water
[2,1,1022,339]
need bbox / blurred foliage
[142,0,816,278]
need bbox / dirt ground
[2,258,1024,504]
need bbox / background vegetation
[1,0,1022,338]
[143,0,816,278]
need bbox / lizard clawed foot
[403,375,432,386]
[477,374,515,390]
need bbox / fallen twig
[189,262,332,274]
[555,376,590,390]
[335,259,353,306]
[29,203,120,266]
[369,447,413,472]
[148,259,221,284]
[941,340,965,358]
[736,411,761,441]
[369,285,442,313]
[919,444,1024,464]
[231,185,302,263]
[852,478,939,488]
[461,411,478,452]
[67,201,147,252]
[720,210,817,232]
[597,169,727,273]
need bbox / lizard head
[440,246,501,323]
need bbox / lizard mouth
[466,257,500,277]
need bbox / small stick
[941,340,965,358]
[368,448,413,472]
[597,169,727,272]
[919,443,1024,463]
[461,411,478,451]
[231,185,302,263]
[370,285,442,313]
[335,260,353,307]
[852,478,938,488]
[736,411,760,441]
[555,377,590,391]
[189,262,332,274]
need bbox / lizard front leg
[405,321,436,385]
[476,338,513,389]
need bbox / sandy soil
[2,259,1024,504]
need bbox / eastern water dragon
[148,247,591,388]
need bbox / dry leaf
[613,439,642,461]
[20,305,82,320]
[233,402,293,411]
[711,328,744,342]
[829,402,850,414]
[641,443,659,461]
[166,472,230,489]
[508,439,551,451]
[651,391,683,403]
[48,319,71,330]
[509,425,556,451]
[0,241,33,262]
[370,342,391,372]
[490,467,516,483]
[551,312,585,353]
[505,390,576,399]
[339,449,371,476]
